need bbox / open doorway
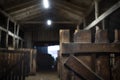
[35,45,59,71]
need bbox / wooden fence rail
[0,48,36,80]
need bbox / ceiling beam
[5,0,39,12]
[9,4,41,16]
[19,13,42,21]
[0,9,15,22]
[84,1,120,30]
[54,0,86,13]
[55,7,82,23]
[11,7,43,21]
[19,21,78,24]
[54,2,84,17]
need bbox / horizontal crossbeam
[61,43,120,53]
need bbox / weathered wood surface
[95,30,108,43]
[65,56,103,80]
[74,30,91,43]
[0,49,35,80]
[18,48,37,75]
[59,29,70,80]
[59,29,120,80]
[61,43,120,53]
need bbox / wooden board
[61,43,120,53]
[65,56,103,80]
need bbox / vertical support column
[102,19,105,30]
[13,22,16,48]
[60,30,70,44]
[114,29,119,43]
[112,29,120,80]
[73,27,93,80]
[60,30,70,80]
[83,19,86,28]
[95,23,110,80]
[0,30,1,44]
[16,25,20,48]
[30,49,32,74]
[6,18,9,48]
[32,49,36,74]
[94,0,99,19]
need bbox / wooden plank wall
[58,29,120,80]
[0,48,36,80]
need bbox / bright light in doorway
[48,45,60,60]
[47,20,52,26]
[43,0,49,9]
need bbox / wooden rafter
[19,21,78,24]
[84,1,120,30]
[12,7,42,21]
[5,0,39,12]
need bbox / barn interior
[0,0,120,80]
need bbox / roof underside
[0,0,93,25]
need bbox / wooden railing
[58,29,120,80]
[0,48,36,80]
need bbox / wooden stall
[0,48,36,80]
[58,29,120,80]
[18,48,37,75]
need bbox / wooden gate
[0,48,36,80]
[58,29,120,80]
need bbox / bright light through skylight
[43,0,49,9]
[47,20,52,26]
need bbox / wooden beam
[13,23,16,48]
[0,9,23,41]
[94,0,99,19]
[61,43,120,53]
[16,25,20,48]
[12,8,42,21]
[8,31,23,40]
[19,13,41,21]
[19,21,78,24]
[6,18,9,48]
[0,9,15,23]
[5,0,39,12]
[65,56,103,80]
[9,4,41,16]
[55,7,82,22]
[0,25,23,41]
[54,2,84,17]
[0,26,7,32]
[0,30,1,43]
[84,1,120,30]
[54,0,86,13]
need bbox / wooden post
[32,49,36,74]
[65,56,103,80]
[102,19,105,30]
[16,25,20,48]
[83,19,86,28]
[0,30,1,43]
[30,50,32,74]
[84,1,120,30]
[13,23,16,48]
[94,0,99,19]
[114,29,119,43]
[6,18,9,48]
[60,30,70,80]
[95,26,110,80]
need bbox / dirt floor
[26,71,60,80]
